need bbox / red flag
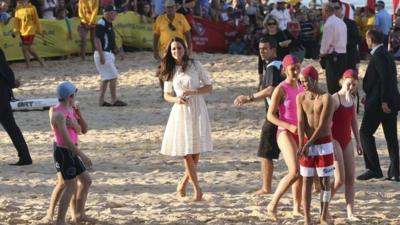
[394,0,400,15]
[366,0,375,12]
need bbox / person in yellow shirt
[153,0,191,60]
[12,0,45,68]
[78,0,99,60]
[153,0,191,94]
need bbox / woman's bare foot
[37,214,53,225]
[253,189,271,195]
[71,215,96,224]
[347,215,361,221]
[267,203,277,221]
[193,189,203,201]
[292,210,303,217]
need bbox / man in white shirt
[270,0,291,30]
[319,2,347,94]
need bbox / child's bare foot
[267,203,277,221]
[193,189,203,201]
[176,181,186,197]
[253,189,271,195]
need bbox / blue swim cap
[56,81,77,100]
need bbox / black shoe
[356,170,383,181]
[9,159,32,166]
[385,176,400,182]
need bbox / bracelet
[248,93,255,102]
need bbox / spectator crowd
[0,0,400,61]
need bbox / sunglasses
[334,6,341,10]
[168,22,176,31]
[267,22,277,26]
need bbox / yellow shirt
[78,0,99,25]
[13,3,42,36]
[153,13,191,57]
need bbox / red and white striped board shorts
[300,136,334,177]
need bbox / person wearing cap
[0,48,32,166]
[234,37,284,195]
[297,65,334,225]
[358,29,400,181]
[328,69,362,221]
[266,54,304,220]
[374,0,392,48]
[78,0,99,60]
[153,0,191,94]
[320,2,347,94]
[270,0,291,31]
[153,0,191,61]
[47,80,94,225]
[94,5,127,107]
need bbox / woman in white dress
[159,37,213,201]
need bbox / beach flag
[366,0,375,12]
[341,1,354,20]
[394,0,400,16]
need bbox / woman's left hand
[182,89,197,98]
[356,143,363,155]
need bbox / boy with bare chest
[296,65,335,225]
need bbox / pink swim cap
[342,69,358,80]
[301,65,319,81]
[282,54,300,69]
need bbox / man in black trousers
[357,29,400,181]
[0,48,32,166]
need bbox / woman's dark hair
[159,37,190,81]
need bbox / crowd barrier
[0,11,243,61]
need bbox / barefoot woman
[331,69,363,220]
[267,54,304,219]
[159,37,213,201]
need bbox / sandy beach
[0,52,399,225]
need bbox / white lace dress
[160,60,213,156]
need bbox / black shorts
[257,119,280,159]
[53,145,86,180]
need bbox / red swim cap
[301,65,319,81]
[342,69,358,80]
[282,54,300,69]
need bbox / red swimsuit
[331,95,354,150]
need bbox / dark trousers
[0,99,32,162]
[325,53,347,94]
[360,106,399,177]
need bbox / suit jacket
[0,48,16,102]
[363,45,400,111]
[344,17,360,67]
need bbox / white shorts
[94,51,119,81]
[299,137,335,177]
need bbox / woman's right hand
[288,124,297,134]
[175,96,187,104]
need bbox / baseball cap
[56,81,77,100]
[301,65,319,81]
[342,69,358,80]
[282,54,300,69]
[104,5,117,12]
[165,0,176,7]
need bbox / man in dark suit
[357,29,400,181]
[0,48,32,166]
